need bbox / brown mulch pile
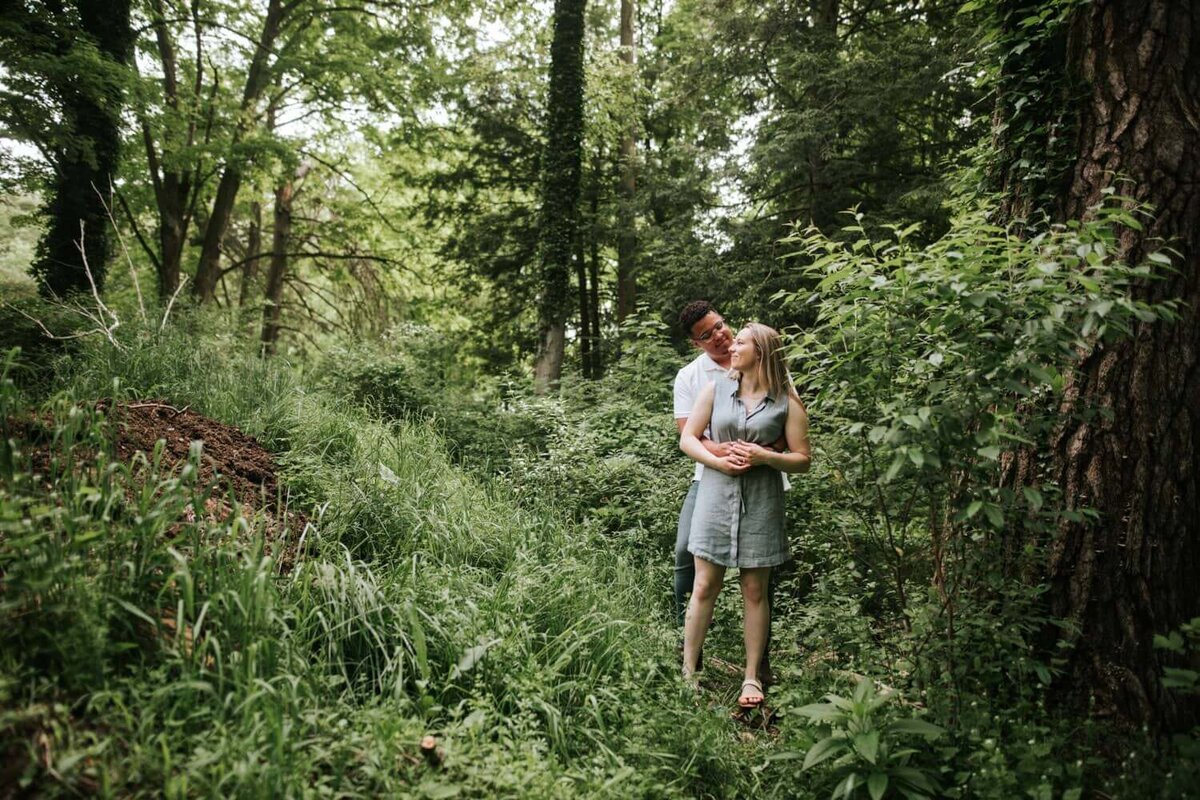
[100,400,308,571]
[13,400,308,572]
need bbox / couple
[672,301,810,708]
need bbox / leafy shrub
[780,678,946,800]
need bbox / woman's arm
[730,396,811,473]
[680,383,748,476]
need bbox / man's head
[678,300,733,365]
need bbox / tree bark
[588,182,603,377]
[260,163,309,354]
[533,0,588,394]
[194,0,286,302]
[240,200,263,307]
[1046,0,1200,730]
[576,229,592,379]
[615,0,637,321]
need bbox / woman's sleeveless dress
[688,375,790,568]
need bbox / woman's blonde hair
[732,322,800,402]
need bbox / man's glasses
[693,319,726,343]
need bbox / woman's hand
[717,453,751,476]
[730,440,773,467]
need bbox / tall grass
[1,333,757,798]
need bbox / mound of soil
[100,400,308,570]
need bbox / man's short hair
[678,300,716,338]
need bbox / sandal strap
[740,678,763,694]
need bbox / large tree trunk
[615,0,637,322]
[533,0,587,394]
[1046,0,1200,731]
[194,0,285,303]
[31,0,133,297]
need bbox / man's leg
[673,482,699,627]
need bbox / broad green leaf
[977,445,1000,460]
[984,504,1004,529]
[803,736,849,770]
[888,719,945,739]
[855,730,880,764]
[868,772,889,800]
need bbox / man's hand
[730,440,772,467]
[703,439,736,458]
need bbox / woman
[679,322,810,707]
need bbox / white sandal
[738,678,764,708]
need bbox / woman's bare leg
[740,567,771,690]
[683,557,725,676]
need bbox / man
[672,300,785,682]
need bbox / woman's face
[729,327,758,372]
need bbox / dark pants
[674,481,775,671]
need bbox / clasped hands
[713,440,772,475]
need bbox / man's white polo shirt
[674,352,729,482]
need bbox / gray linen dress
[688,375,791,568]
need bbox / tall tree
[615,0,638,321]
[192,0,287,302]
[533,0,588,393]
[260,162,310,354]
[130,0,217,302]
[1,0,134,296]
[1039,0,1200,730]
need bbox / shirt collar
[728,377,775,402]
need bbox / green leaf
[803,736,849,770]
[892,765,937,791]
[407,604,429,679]
[1154,632,1184,652]
[1022,487,1044,512]
[964,500,983,520]
[855,730,880,764]
[449,638,500,680]
[888,718,946,739]
[977,445,1001,460]
[984,504,1004,529]
[868,772,889,800]
[1034,663,1052,685]
[796,703,849,724]
[834,771,861,799]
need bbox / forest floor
[21,399,308,571]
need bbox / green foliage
[1152,618,1200,795]
[1,333,755,797]
[781,678,945,800]
[763,194,1179,799]
[778,196,1175,612]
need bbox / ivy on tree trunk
[29,0,133,298]
[534,0,587,394]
